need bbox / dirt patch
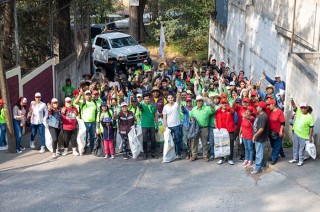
[244,165,273,186]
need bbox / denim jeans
[208,127,214,157]
[242,138,253,161]
[13,119,23,149]
[270,136,283,161]
[0,123,7,146]
[255,141,265,171]
[31,124,45,146]
[168,125,182,156]
[85,122,96,151]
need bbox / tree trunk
[56,0,72,60]
[150,0,158,21]
[138,0,147,42]
[129,0,147,42]
[2,1,15,70]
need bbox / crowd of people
[0,58,315,174]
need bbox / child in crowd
[102,117,115,159]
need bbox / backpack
[188,117,201,140]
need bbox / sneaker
[0,146,7,150]
[123,154,129,160]
[73,151,79,156]
[30,141,35,149]
[228,160,234,165]
[242,160,248,166]
[270,161,277,165]
[217,159,224,165]
[111,155,115,159]
[209,155,215,160]
[176,155,182,160]
[248,161,254,166]
[52,153,58,159]
[289,159,298,163]
[19,145,25,151]
[239,156,244,161]
[151,154,158,159]
[104,154,109,159]
[297,161,304,166]
[251,170,261,175]
[16,149,22,153]
[39,146,45,153]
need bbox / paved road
[1,148,320,212]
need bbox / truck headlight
[118,56,127,61]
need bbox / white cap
[137,93,142,97]
[196,96,203,101]
[84,90,91,95]
[275,74,281,78]
[300,102,308,107]
[172,59,176,63]
[143,59,148,62]
[65,97,72,102]
[229,81,236,86]
[35,92,41,97]
[121,102,128,107]
[51,98,58,103]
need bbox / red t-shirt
[241,117,254,140]
[61,106,78,131]
[268,109,285,135]
[215,107,236,132]
[235,105,246,129]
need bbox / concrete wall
[55,46,91,103]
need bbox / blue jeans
[209,127,215,157]
[0,123,7,146]
[13,119,23,149]
[270,137,283,161]
[169,125,182,155]
[255,141,265,171]
[31,124,45,146]
[85,122,96,151]
[242,138,253,161]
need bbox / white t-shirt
[162,102,180,127]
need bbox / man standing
[262,71,286,95]
[62,78,76,98]
[139,93,158,159]
[74,89,98,153]
[189,96,215,162]
[163,93,182,159]
[251,101,269,174]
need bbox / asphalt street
[1,148,320,212]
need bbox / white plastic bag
[214,128,230,158]
[162,128,176,163]
[44,122,53,152]
[305,140,317,159]
[128,126,144,159]
[76,118,86,155]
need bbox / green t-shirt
[142,64,152,71]
[140,103,157,128]
[62,84,76,97]
[0,108,5,124]
[129,106,141,125]
[293,108,314,139]
[79,100,97,122]
[95,98,103,112]
[190,105,215,128]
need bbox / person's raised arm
[74,88,83,105]
[290,95,297,111]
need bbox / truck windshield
[110,36,138,48]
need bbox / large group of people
[0,58,315,174]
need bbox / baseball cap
[275,74,281,78]
[251,91,257,96]
[235,98,242,103]
[84,90,91,95]
[137,93,142,98]
[66,78,71,82]
[247,106,254,112]
[229,81,236,86]
[51,98,58,103]
[300,102,308,107]
[186,98,192,102]
[121,102,128,107]
[220,98,228,104]
[186,90,193,95]
[35,92,41,97]
[144,59,148,63]
[186,78,190,82]
[101,101,107,107]
[73,90,79,95]
[65,97,72,102]
[131,98,137,102]
[220,93,227,99]
[0,99,3,105]
[257,101,267,109]
[196,96,203,101]
[92,90,99,95]
[103,117,112,123]
[242,98,251,103]
[266,99,276,105]
[20,97,27,106]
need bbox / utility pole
[290,0,297,52]
[0,44,16,153]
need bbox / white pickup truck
[92,32,151,68]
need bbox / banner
[158,24,166,60]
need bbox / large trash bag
[156,118,165,143]
[76,118,86,155]
[44,122,53,152]
[162,128,176,163]
[128,126,144,159]
[214,128,230,158]
[305,140,317,159]
[188,117,200,140]
[93,135,105,157]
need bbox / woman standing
[28,92,48,153]
[0,98,8,150]
[13,97,28,153]
[266,99,285,165]
[61,97,79,156]
[48,98,62,159]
